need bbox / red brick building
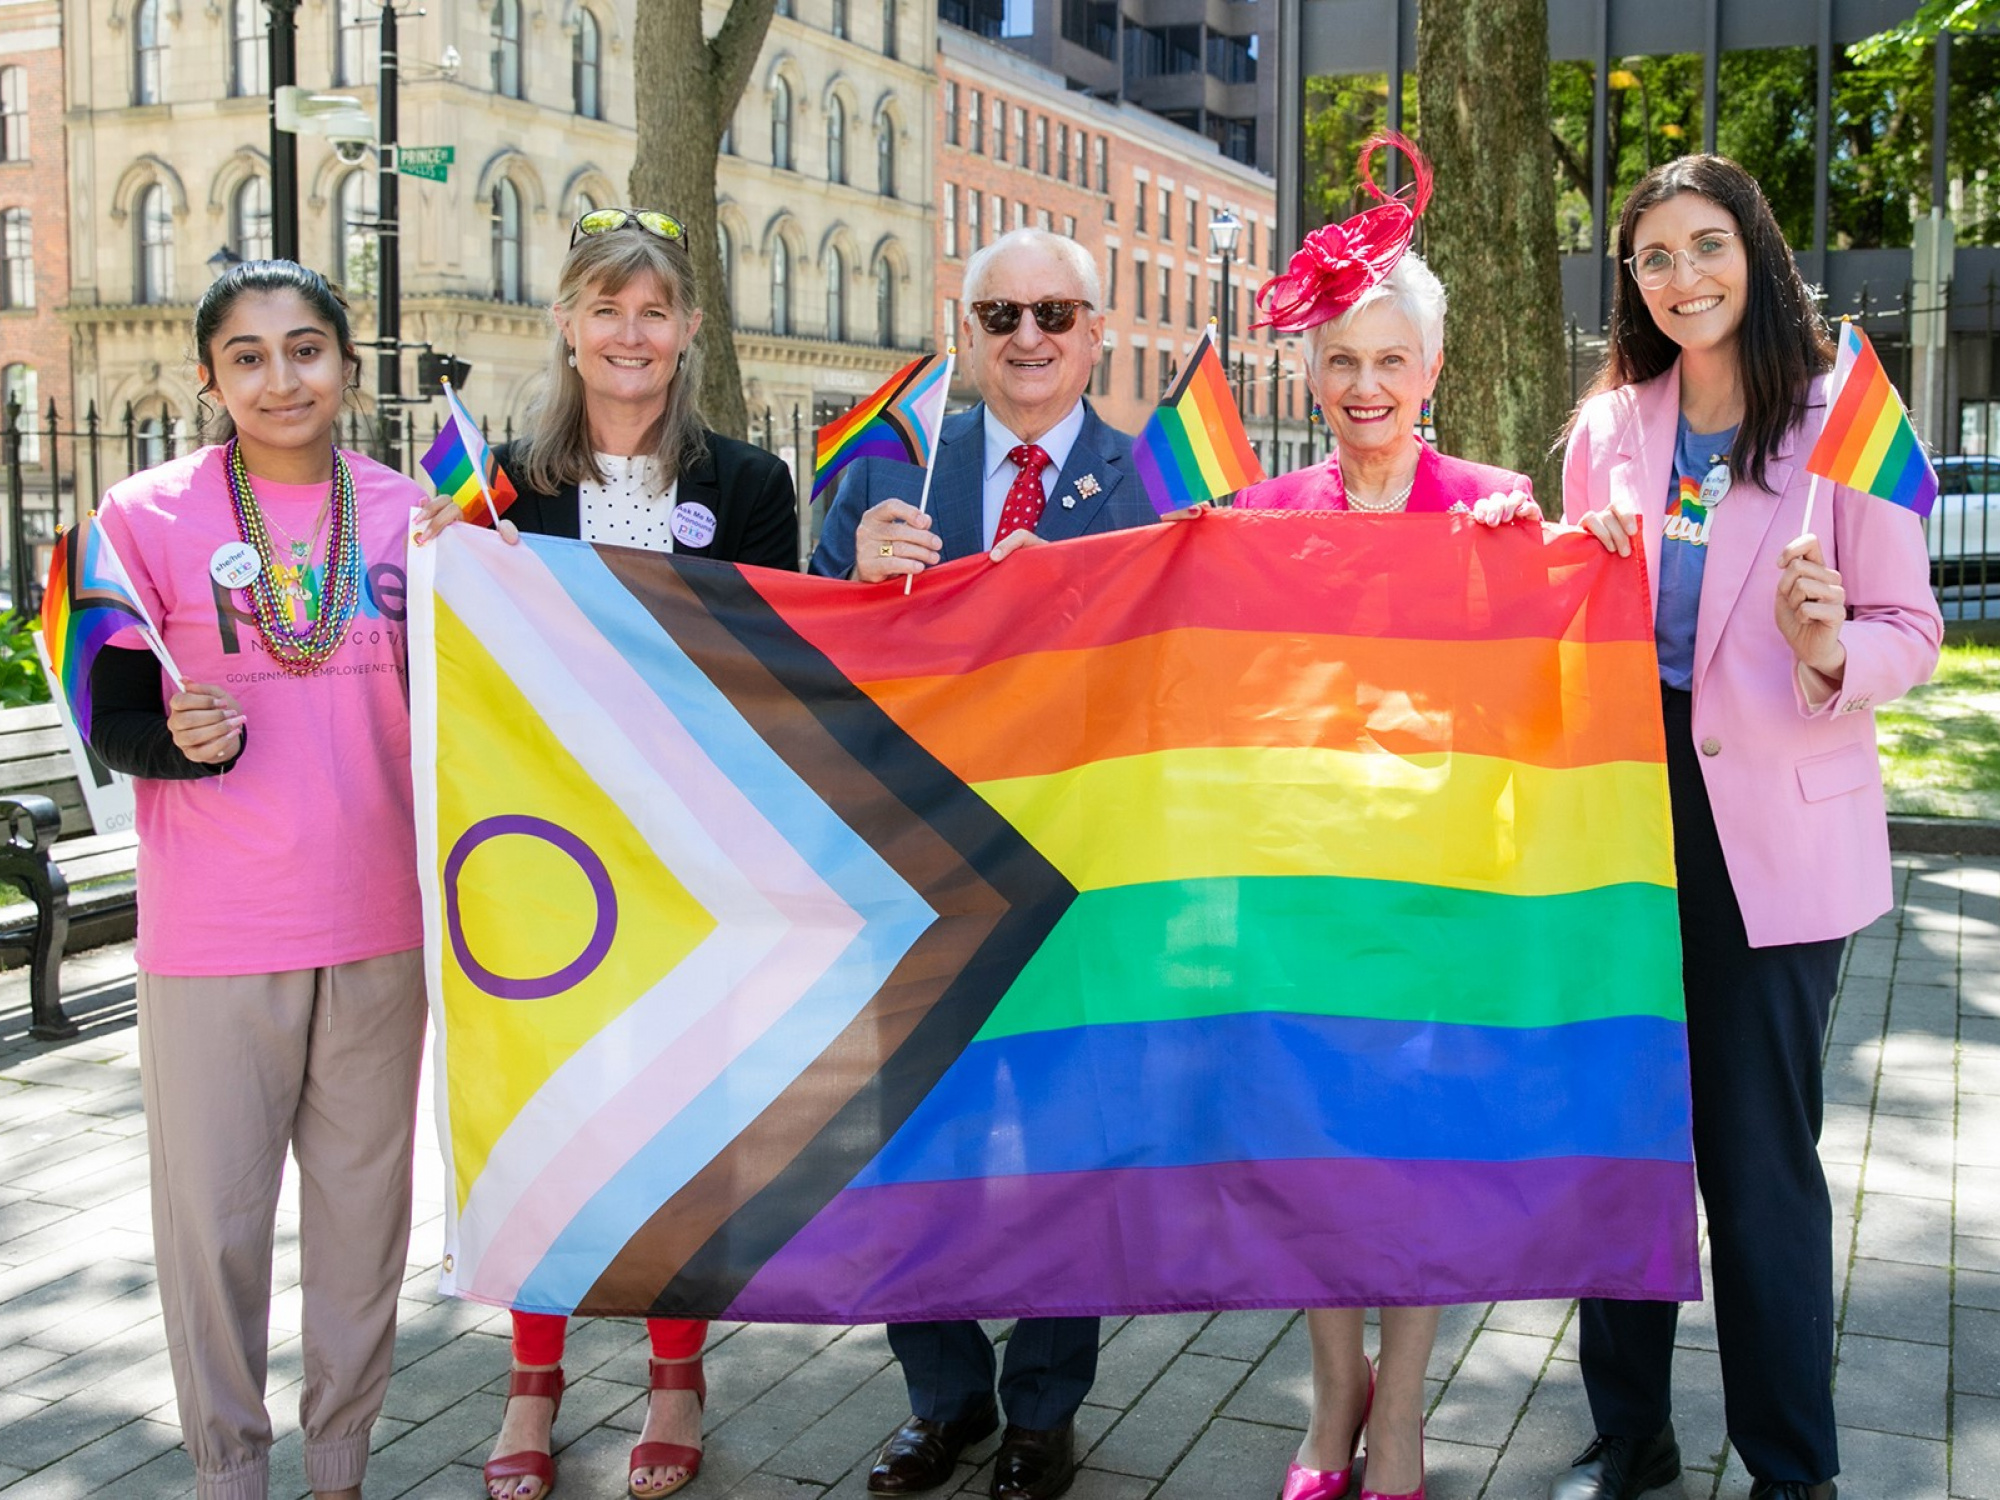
[936,22,1313,474]
[0,0,71,487]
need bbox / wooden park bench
[0,702,139,1039]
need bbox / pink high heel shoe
[1279,1361,1375,1500]
[1358,1425,1425,1500]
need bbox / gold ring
[879,543,895,557]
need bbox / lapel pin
[1075,474,1101,499]
[1061,493,1076,509]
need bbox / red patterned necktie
[994,443,1052,545]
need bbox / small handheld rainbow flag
[1804,321,1938,519]
[813,351,952,501]
[1132,324,1267,514]
[40,513,181,742]
[421,381,519,528]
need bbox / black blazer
[492,430,799,571]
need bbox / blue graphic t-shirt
[1656,414,1738,690]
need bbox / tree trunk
[1416,0,1570,506]
[630,0,778,441]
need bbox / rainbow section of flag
[421,382,519,526]
[812,352,951,500]
[39,514,173,742]
[410,515,1697,1320]
[1133,327,1267,513]
[1805,321,1939,518]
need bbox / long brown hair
[1569,154,1831,492]
[520,226,708,494]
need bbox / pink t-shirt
[98,445,424,976]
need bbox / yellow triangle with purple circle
[434,596,716,1210]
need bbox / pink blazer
[1563,363,1942,947]
[1235,439,1531,513]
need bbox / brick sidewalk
[1,854,1994,1498]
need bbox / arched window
[335,0,373,87]
[491,0,522,98]
[826,96,846,186]
[334,168,377,294]
[135,184,172,303]
[770,77,793,171]
[716,221,734,312]
[230,0,268,96]
[134,399,173,469]
[876,114,894,198]
[572,9,601,120]
[770,236,791,336]
[1,208,30,309]
[823,245,845,341]
[0,68,24,162]
[573,189,597,221]
[132,0,164,105]
[875,256,894,348]
[491,178,523,302]
[2,364,37,463]
[231,176,272,262]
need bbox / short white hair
[963,228,1103,310]
[1302,250,1447,369]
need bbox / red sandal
[628,1356,707,1498]
[483,1365,565,1500]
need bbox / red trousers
[511,1311,705,1364]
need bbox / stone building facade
[0,0,74,490]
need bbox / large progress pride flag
[410,515,1698,1321]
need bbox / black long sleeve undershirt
[86,645,246,781]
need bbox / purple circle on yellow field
[444,814,617,999]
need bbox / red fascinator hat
[1253,132,1433,334]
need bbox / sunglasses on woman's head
[968,299,1092,336]
[570,209,688,249]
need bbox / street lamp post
[266,0,301,261]
[377,0,401,467]
[1208,210,1241,372]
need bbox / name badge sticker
[1698,463,1732,510]
[209,540,262,590]
[670,501,718,549]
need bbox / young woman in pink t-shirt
[88,261,455,1500]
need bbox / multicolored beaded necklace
[224,437,363,674]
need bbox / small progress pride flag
[421,381,519,527]
[40,513,179,741]
[1805,321,1938,518]
[1133,325,1266,514]
[813,352,951,500]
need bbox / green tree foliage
[1301,74,1417,232]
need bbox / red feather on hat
[1253,132,1433,334]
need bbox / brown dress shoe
[992,1421,1076,1500]
[867,1399,1000,1494]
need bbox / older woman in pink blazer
[1543,157,1940,1500]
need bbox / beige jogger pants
[137,947,426,1500]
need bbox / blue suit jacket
[808,401,1154,577]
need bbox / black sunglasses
[570,208,689,250]
[968,299,1093,336]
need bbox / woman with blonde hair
[480,207,796,1500]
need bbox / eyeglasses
[570,209,688,250]
[968,299,1093,336]
[1625,232,1739,290]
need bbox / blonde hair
[521,227,708,494]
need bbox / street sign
[399,145,454,181]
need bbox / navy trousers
[888,1317,1099,1431]
[1578,687,1844,1484]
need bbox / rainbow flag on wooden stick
[411,515,1697,1320]
[1805,321,1938,518]
[40,513,180,741]
[420,381,518,527]
[813,351,953,501]
[1133,324,1267,513]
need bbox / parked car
[1927,456,2000,588]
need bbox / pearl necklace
[1345,475,1415,513]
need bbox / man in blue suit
[810,228,1155,1500]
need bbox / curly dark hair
[1571,154,1832,492]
